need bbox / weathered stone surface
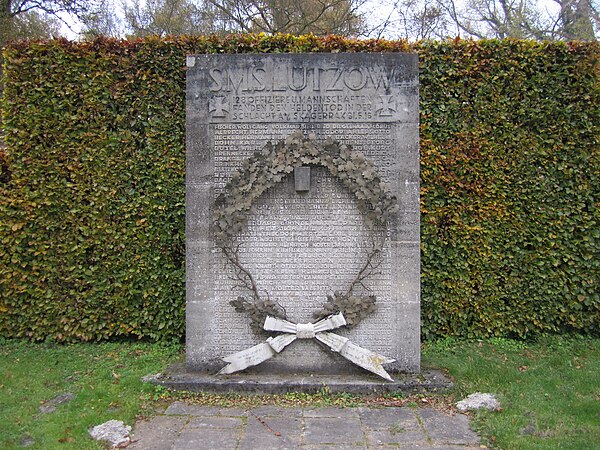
[241,415,303,449]
[39,392,75,414]
[186,53,420,376]
[251,406,304,418]
[89,420,131,448]
[456,392,501,412]
[246,415,303,437]
[304,407,359,418]
[129,403,484,449]
[186,416,243,429]
[155,365,452,394]
[174,429,240,450]
[294,166,311,192]
[239,430,299,450]
[128,416,188,450]
[304,417,365,444]
[165,401,247,417]
[358,406,418,429]
[365,428,429,446]
[302,445,367,449]
[418,408,480,446]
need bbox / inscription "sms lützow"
[209,66,394,94]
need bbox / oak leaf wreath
[213,131,399,378]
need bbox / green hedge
[1,35,598,342]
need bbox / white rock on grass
[89,420,131,448]
[456,392,501,412]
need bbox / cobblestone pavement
[128,402,482,449]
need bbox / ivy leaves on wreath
[213,131,399,334]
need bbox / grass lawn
[1,336,598,449]
[423,337,600,449]
[0,340,181,449]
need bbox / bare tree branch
[204,0,366,36]
[346,234,385,297]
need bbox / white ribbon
[218,312,395,381]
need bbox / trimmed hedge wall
[1,35,598,342]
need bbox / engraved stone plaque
[186,54,420,375]
[294,167,311,192]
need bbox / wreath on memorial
[213,131,399,380]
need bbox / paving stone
[239,437,297,450]
[301,445,368,449]
[246,415,303,438]
[303,417,365,445]
[128,416,188,450]
[251,406,304,418]
[165,402,247,417]
[174,429,240,450]
[165,401,218,415]
[218,407,248,417]
[428,446,483,449]
[129,402,484,450]
[240,416,302,449]
[185,416,243,429]
[358,407,419,430]
[365,428,429,447]
[304,407,360,418]
[418,408,480,446]
[390,444,438,449]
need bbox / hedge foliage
[1,35,598,342]
[419,40,599,339]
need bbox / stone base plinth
[153,364,452,395]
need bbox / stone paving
[128,402,482,449]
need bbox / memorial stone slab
[186,53,420,376]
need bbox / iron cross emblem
[209,96,229,118]
[375,95,397,117]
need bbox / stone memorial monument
[186,53,420,381]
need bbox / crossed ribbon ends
[218,312,396,381]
